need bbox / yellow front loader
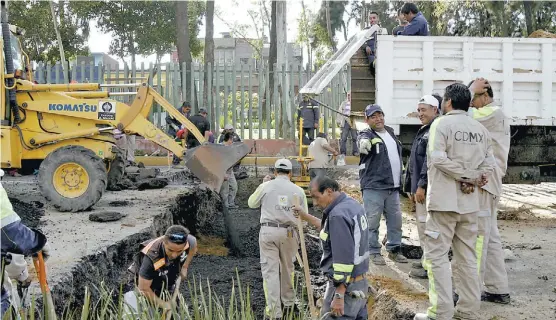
[0,2,249,212]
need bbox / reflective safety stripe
[263,279,271,316]
[333,263,354,273]
[370,138,382,145]
[153,258,166,271]
[428,116,444,153]
[476,235,485,275]
[424,259,438,318]
[333,273,345,281]
[471,106,499,120]
[319,229,328,241]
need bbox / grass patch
[368,275,428,301]
[196,235,229,256]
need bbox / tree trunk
[325,1,336,51]
[176,1,192,91]
[523,1,534,36]
[204,0,215,124]
[266,0,277,123]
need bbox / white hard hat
[0,169,4,177]
[274,158,292,170]
[224,124,234,130]
[418,95,439,108]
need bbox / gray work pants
[320,279,368,319]
[340,122,358,156]
[424,211,480,320]
[362,189,403,254]
[220,173,238,207]
[259,225,298,319]
[309,168,327,181]
[116,134,136,163]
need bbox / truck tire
[38,145,107,212]
[106,148,125,191]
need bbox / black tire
[106,148,125,191]
[38,145,107,212]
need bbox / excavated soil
[9,197,45,228]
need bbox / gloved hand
[358,139,372,155]
[349,290,367,299]
[41,241,51,261]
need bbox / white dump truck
[301,27,555,183]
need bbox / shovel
[32,252,57,320]
[293,195,319,318]
[183,142,250,191]
[162,276,182,320]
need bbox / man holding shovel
[294,176,370,319]
[124,225,197,316]
[248,159,308,319]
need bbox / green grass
[8,271,309,320]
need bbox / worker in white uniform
[414,83,495,320]
[307,132,338,181]
[248,159,308,319]
[458,79,511,304]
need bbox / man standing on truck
[248,159,307,319]
[358,105,408,265]
[362,11,381,75]
[403,94,441,279]
[298,95,320,144]
[413,83,494,320]
[465,79,511,304]
[392,9,409,35]
[398,3,429,36]
[293,176,370,319]
[337,91,359,157]
[124,225,197,315]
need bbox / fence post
[239,63,244,139]
[98,63,104,85]
[206,62,213,131]
[265,61,270,139]
[232,63,237,130]
[257,60,264,140]
[198,63,204,114]
[223,63,228,129]
[215,63,221,132]
[189,62,195,110]
[156,63,163,128]
[248,62,253,140]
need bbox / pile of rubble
[108,165,169,191]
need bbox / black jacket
[403,120,435,194]
[357,126,402,190]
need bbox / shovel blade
[183,142,250,191]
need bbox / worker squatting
[1,78,510,320]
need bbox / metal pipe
[64,91,108,99]
[31,126,114,145]
[1,0,21,123]
[28,83,101,92]
[109,92,137,96]
[100,83,143,88]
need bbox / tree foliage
[8,0,90,63]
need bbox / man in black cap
[185,108,212,148]
[357,104,407,265]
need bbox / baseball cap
[418,95,439,108]
[224,124,234,130]
[274,158,292,170]
[199,108,207,114]
[365,104,384,117]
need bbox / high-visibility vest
[0,182,21,228]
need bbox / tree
[204,0,215,115]
[267,0,277,121]
[8,0,90,63]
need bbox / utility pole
[50,1,68,83]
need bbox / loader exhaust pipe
[1,0,21,123]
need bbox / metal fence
[33,60,351,140]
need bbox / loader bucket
[183,142,251,191]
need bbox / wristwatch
[334,293,344,300]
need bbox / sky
[87,0,358,66]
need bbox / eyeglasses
[167,233,187,244]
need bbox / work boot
[482,292,511,304]
[409,266,428,279]
[453,292,459,307]
[370,253,386,265]
[413,313,434,320]
[388,252,408,263]
[412,261,423,269]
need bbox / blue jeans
[340,122,358,156]
[362,189,403,254]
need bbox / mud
[8,197,45,228]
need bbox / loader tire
[106,148,125,191]
[38,145,107,212]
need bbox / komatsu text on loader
[0,1,249,212]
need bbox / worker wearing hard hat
[403,94,441,279]
[293,176,370,319]
[414,83,494,320]
[1,170,51,317]
[248,159,308,319]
